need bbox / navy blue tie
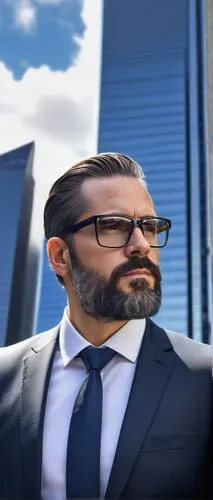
[66,346,116,499]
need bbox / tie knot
[80,346,115,372]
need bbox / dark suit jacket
[0,318,211,499]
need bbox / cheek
[73,230,100,263]
[74,234,125,276]
[149,248,159,265]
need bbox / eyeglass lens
[96,216,168,248]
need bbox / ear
[47,237,71,279]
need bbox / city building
[98,0,212,342]
[36,240,66,333]
[35,0,211,343]
[205,0,213,341]
[0,142,39,346]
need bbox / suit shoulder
[0,325,59,365]
[165,329,212,370]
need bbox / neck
[67,298,127,347]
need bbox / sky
[0,0,103,193]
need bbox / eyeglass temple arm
[61,216,96,235]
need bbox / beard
[69,249,162,322]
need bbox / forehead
[80,176,155,217]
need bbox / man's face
[68,176,162,320]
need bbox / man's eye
[99,220,129,232]
[143,224,156,234]
[101,222,122,231]
[103,224,118,230]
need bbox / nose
[124,227,150,258]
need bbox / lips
[124,269,152,278]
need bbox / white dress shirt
[41,307,146,500]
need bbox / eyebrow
[98,212,157,218]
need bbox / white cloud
[0,0,103,245]
[14,0,37,32]
[0,0,102,180]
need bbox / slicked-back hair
[44,152,146,284]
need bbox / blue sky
[0,0,85,79]
[0,0,101,189]
[0,0,102,339]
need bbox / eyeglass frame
[60,214,172,249]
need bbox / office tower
[205,0,213,322]
[98,0,211,342]
[0,142,39,345]
[36,240,66,333]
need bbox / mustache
[110,256,162,284]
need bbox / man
[0,153,211,499]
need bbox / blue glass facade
[0,143,38,345]
[98,0,211,341]
[36,0,211,343]
[36,241,66,332]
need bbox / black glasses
[61,214,171,249]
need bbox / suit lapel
[106,319,176,499]
[21,327,59,499]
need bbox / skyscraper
[0,142,39,345]
[36,240,66,333]
[98,0,211,342]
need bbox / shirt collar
[59,307,146,367]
